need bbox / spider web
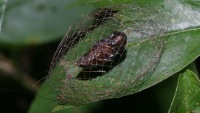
[47,4,171,106]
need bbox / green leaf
[67,0,133,8]
[29,0,200,112]
[168,70,200,113]
[0,0,7,33]
[0,0,94,46]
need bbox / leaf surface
[0,0,7,33]
[29,0,200,112]
[169,70,200,113]
[0,0,94,46]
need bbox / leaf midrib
[128,26,200,46]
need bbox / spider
[76,31,127,72]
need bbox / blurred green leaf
[29,0,200,112]
[0,0,94,46]
[168,70,200,113]
[67,0,133,8]
[0,0,7,33]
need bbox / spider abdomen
[76,31,127,69]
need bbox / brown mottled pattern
[76,31,127,68]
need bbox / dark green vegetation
[0,0,200,113]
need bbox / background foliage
[0,0,200,113]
